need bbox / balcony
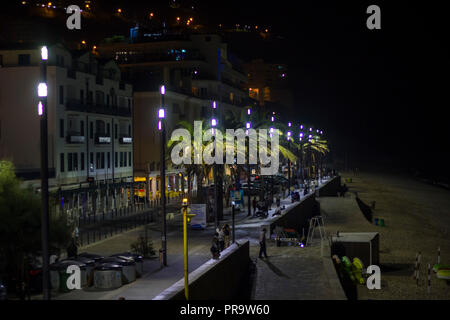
[95,134,111,144]
[67,69,76,79]
[66,99,132,117]
[66,133,85,144]
[119,136,133,144]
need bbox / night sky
[3,0,448,177]
[206,0,449,176]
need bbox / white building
[0,43,133,192]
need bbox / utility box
[331,232,379,267]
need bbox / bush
[130,227,155,258]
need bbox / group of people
[210,224,231,259]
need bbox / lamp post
[159,85,167,266]
[211,112,218,229]
[38,45,50,300]
[246,115,251,217]
[287,129,292,195]
[182,198,196,300]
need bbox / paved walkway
[49,177,344,300]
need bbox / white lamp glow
[38,83,47,97]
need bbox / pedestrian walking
[223,224,231,248]
[259,228,268,259]
[210,232,220,259]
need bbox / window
[115,124,118,139]
[59,119,64,138]
[128,124,131,137]
[59,86,64,104]
[18,54,30,66]
[115,152,118,168]
[120,152,123,167]
[90,152,94,170]
[68,153,73,171]
[90,122,93,139]
[72,153,78,171]
[107,123,110,136]
[107,95,110,106]
[80,90,84,104]
[129,152,131,167]
[60,153,65,172]
[124,152,127,167]
[80,120,84,136]
[101,152,105,169]
[81,152,85,170]
[107,152,111,169]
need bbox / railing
[66,99,131,117]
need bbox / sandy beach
[318,171,450,300]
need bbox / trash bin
[50,263,60,292]
[73,256,96,286]
[374,218,379,226]
[110,253,144,277]
[78,253,104,265]
[53,260,87,292]
[100,257,136,284]
[93,263,122,290]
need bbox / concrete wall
[318,175,341,197]
[153,240,250,300]
[269,193,318,235]
[269,176,341,235]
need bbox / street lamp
[245,117,251,217]
[39,45,50,300]
[182,198,196,300]
[159,85,167,267]
[286,130,292,194]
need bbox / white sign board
[190,204,206,229]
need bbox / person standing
[218,227,225,252]
[210,233,220,259]
[223,224,231,248]
[259,228,268,259]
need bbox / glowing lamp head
[211,118,217,127]
[288,122,292,127]
[160,85,166,95]
[158,108,165,119]
[182,198,188,206]
[300,124,304,130]
[271,116,274,122]
[247,108,251,115]
[300,243,305,248]
[246,122,251,129]
[309,127,312,132]
[38,101,43,116]
[38,83,47,97]
[269,127,274,133]
[320,131,323,134]
[212,101,217,109]
[158,120,162,131]
[41,46,48,60]
[308,134,312,139]
[300,132,304,137]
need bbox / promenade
[51,177,344,300]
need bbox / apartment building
[0,43,133,192]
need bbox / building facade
[0,43,134,216]
[97,32,255,199]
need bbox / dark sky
[4,0,448,176]
[203,0,449,174]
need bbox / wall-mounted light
[160,85,166,95]
[38,83,47,97]
[38,101,43,116]
[158,108,165,119]
[41,46,48,61]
